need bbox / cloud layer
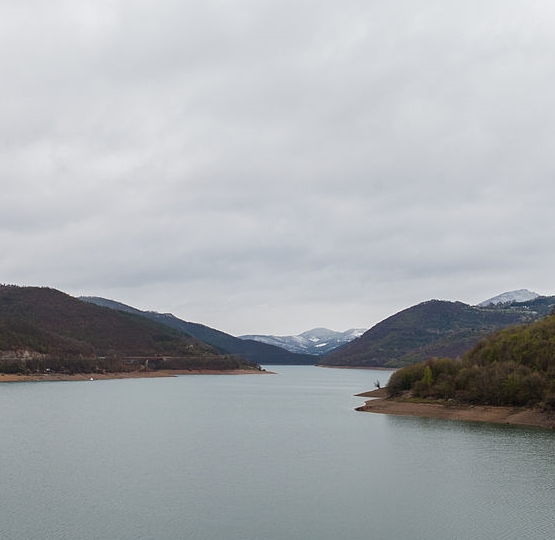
[2,0,555,334]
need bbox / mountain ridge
[4,285,552,371]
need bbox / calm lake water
[1,365,554,540]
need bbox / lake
[1,365,554,540]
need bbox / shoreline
[320,365,396,371]
[0,368,271,383]
[355,388,555,430]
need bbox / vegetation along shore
[356,314,555,429]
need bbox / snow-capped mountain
[239,327,366,356]
[477,289,540,307]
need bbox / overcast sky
[2,0,555,335]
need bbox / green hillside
[0,285,257,374]
[321,298,555,368]
[386,315,555,409]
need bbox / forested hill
[0,285,257,374]
[80,296,317,365]
[386,315,555,409]
[321,297,555,368]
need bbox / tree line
[386,315,555,410]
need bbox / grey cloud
[2,0,555,334]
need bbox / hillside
[0,285,258,374]
[321,296,555,368]
[386,315,555,409]
[80,297,317,365]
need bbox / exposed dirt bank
[0,368,271,383]
[355,388,555,429]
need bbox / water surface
[1,366,554,540]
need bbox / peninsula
[355,313,555,430]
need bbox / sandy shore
[355,388,555,429]
[0,368,271,383]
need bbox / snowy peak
[239,327,366,356]
[477,289,540,307]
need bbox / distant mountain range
[321,291,555,368]
[80,297,318,365]
[239,328,366,356]
[3,285,553,372]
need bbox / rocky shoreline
[356,388,555,429]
